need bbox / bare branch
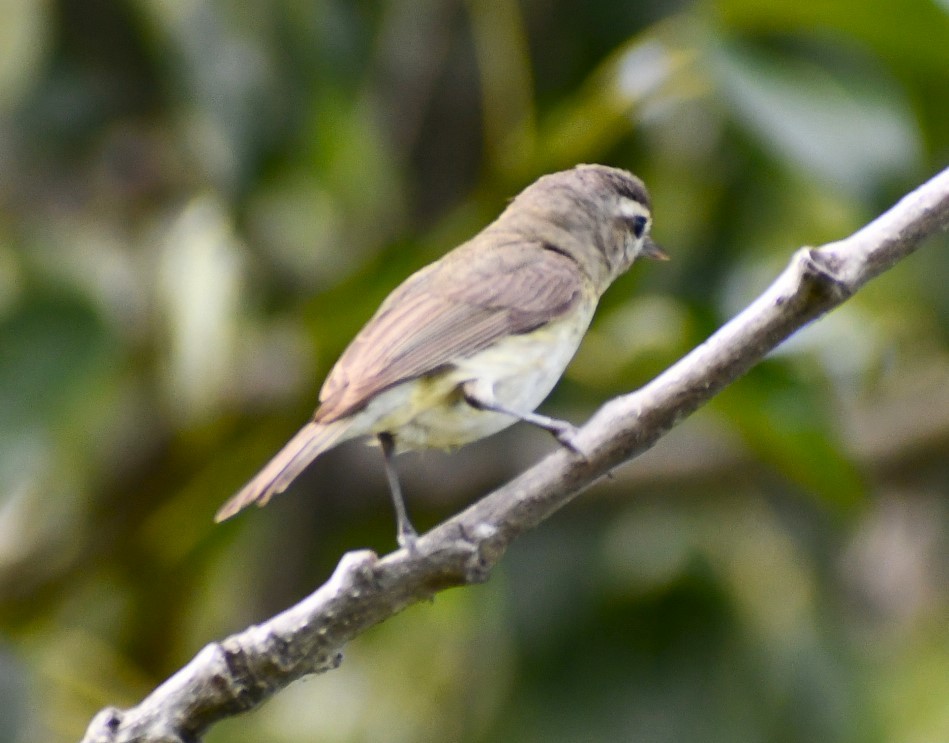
[82,167,949,743]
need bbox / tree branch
[82,167,949,743]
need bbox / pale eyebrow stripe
[618,199,650,218]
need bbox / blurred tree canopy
[0,0,947,741]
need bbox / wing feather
[315,242,583,422]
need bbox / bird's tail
[215,419,355,522]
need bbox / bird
[215,164,666,546]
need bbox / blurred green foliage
[0,0,947,741]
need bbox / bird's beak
[641,238,669,261]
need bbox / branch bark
[82,167,949,743]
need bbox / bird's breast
[365,298,597,451]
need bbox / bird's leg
[462,382,584,456]
[378,433,418,549]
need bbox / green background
[0,0,947,741]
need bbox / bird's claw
[550,422,587,459]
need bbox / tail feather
[215,419,353,522]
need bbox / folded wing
[315,242,584,423]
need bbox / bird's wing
[314,241,584,423]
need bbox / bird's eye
[624,214,649,238]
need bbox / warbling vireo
[215,164,666,545]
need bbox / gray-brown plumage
[315,243,584,423]
[215,164,664,542]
